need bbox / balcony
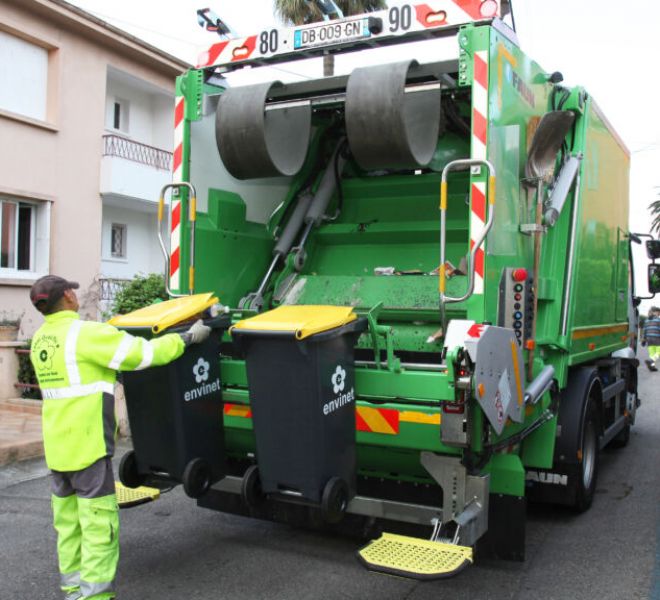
[100,134,173,204]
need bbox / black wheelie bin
[108,293,230,498]
[231,305,367,523]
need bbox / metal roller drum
[345,60,441,170]
[215,81,311,180]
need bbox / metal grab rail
[439,159,496,304]
[157,182,197,297]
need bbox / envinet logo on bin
[184,358,220,402]
[323,365,355,416]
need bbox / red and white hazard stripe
[170,96,185,292]
[197,35,258,68]
[415,0,498,28]
[470,49,489,294]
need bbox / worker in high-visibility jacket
[29,275,211,600]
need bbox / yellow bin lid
[232,305,356,340]
[108,293,219,334]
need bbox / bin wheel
[119,451,146,489]
[182,458,212,499]
[321,477,348,524]
[241,465,265,508]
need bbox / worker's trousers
[50,457,119,599]
[649,345,660,363]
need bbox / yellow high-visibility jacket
[30,310,184,471]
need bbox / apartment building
[0,0,189,337]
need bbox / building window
[111,223,127,259]
[0,198,47,276]
[0,30,49,121]
[110,98,129,133]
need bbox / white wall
[105,72,173,150]
[100,204,163,279]
[152,94,173,151]
[100,154,171,202]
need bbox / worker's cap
[30,275,79,314]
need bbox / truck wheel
[321,477,348,524]
[119,450,146,489]
[574,397,599,513]
[182,458,212,499]
[241,465,265,508]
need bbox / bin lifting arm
[363,302,401,372]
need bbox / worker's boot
[645,359,658,372]
[63,591,82,600]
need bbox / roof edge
[15,0,192,73]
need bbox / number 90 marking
[389,4,412,32]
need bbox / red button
[512,268,528,282]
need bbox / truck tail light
[480,0,499,18]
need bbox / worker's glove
[641,340,647,347]
[181,319,211,346]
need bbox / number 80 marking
[259,29,279,54]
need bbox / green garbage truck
[117,0,659,579]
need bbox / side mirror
[649,264,660,295]
[646,239,660,260]
[196,8,234,36]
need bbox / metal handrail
[439,159,496,304]
[157,182,197,297]
[102,134,173,171]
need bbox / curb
[0,398,42,415]
[0,438,44,466]
[0,398,44,467]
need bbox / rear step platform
[357,533,473,580]
[116,482,161,509]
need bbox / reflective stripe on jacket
[31,310,185,471]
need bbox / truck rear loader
[113,0,659,579]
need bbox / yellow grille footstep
[116,482,161,509]
[357,533,473,580]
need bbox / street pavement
[1,353,659,600]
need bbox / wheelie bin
[109,293,230,498]
[231,305,367,522]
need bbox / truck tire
[573,395,599,512]
[182,458,212,499]
[526,368,601,510]
[119,450,146,489]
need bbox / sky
[67,0,660,306]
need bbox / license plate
[294,18,371,50]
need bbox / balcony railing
[103,134,172,171]
[99,277,131,302]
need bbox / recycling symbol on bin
[331,365,346,394]
[193,358,210,384]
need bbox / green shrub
[17,340,40,400]
[110,273,168,316]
